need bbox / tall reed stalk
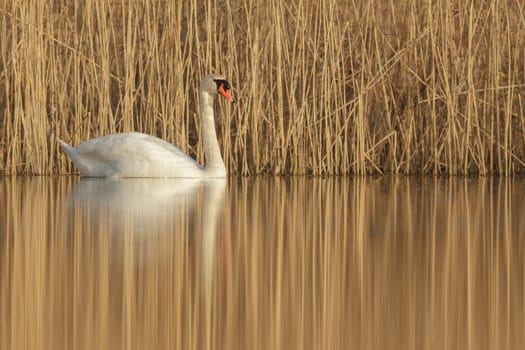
[1,0,524,175]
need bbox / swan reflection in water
[66,177,226,297]
[68,177,224,225]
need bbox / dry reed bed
[1,0,525,175]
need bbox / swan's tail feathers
[58,138,83,174]
[58,139,76,158]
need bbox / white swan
[58,74,236,177]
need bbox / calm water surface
[1,176,525,349]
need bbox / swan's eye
[214,79,230,91]
[215,79,236,103]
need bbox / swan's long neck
[199,90,226,174]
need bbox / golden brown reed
[1,0,525,175]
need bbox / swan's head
[200,74,236,103]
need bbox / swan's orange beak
[218,84,236,103]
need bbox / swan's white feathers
[60,132,202,177]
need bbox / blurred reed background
[1,0,525,175]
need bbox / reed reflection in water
[1,177,525,350]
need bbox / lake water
[1,176,525,349]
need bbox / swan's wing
[128,133,197,160]
[69,132,202,177]
[74,132,196,163]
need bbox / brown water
[1,177,525,350]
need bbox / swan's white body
[59,75,234,178]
